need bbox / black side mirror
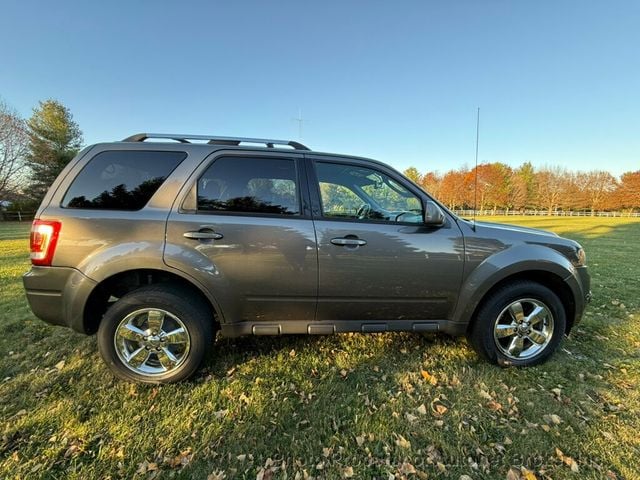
[423,200,446,226]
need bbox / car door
[164,151,317,324]
[307,156,465,322]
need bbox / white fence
[453,209,640,218]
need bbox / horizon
[1,1,639,176]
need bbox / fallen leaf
[405,412,418,423]
[434,404,448,416]
[479,389,493,401]
[421,370,438,385]
[417,404,428,415]
[506,467,520,480]
[355,435,365,446]
[395,434,411,449]
[543,414,562,425]
[399,462,417,474]
[342,466,354,478]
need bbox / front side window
[316,162,423,223]
[62,150,186,210]
[197,157,300,215]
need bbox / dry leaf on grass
[421,370,438,385]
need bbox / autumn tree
[27,99,83,202]
[576,171,618,214]
[509,162,536,211]
[471,163,513,213]
[439,168,471,209]
[420,171,442,198]
[0,102,29,202]
[613,171,640,211]
[535,167,568,213]
[403,166,422,185]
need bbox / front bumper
[571,265,591,326]
[23,266,97,333]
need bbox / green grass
[0,217,639,479]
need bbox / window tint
[62,150,186,210]
[198,157,300,215]
[316,162,423,223]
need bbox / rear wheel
[97,284,213,383]
[467,281,566,366]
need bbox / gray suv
[23,133,591,383]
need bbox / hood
[472,221,559,238]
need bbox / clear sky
[1,1,638,176]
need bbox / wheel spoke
[147,310,165,333]
[507,336,525,356]
[163,327,188,345]
[117,323,146,342]
[527,329,547,344]
[127,347,151,368]
[509,302,525,323]
[495,324,518,338]
[528,305,547,326]
[157,347,178,370]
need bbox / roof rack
[122,133,310,151]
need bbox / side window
[197,157,300,215]
[316,162,423,223]
[62,150,186,210]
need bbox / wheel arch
[463,270,576,335]
[82,268,221,334]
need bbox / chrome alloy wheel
[114,308,191,376]
[493,298,554,360]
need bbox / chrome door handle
[330,237,367,246]
[183,230,223,240]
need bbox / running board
[219,320,448,338]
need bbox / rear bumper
[23,266,96,333]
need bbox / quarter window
[197,157,300,215]
[62,150,186,210]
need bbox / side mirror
[423,200,446,226]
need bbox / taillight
[30,220,61,266]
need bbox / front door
[165,153,317,324]
[308,158,464,321]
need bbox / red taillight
[30,220,61,266]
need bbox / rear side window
[62,150,186,210]
[197,157,300,215]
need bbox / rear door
[164,151,317,324]
[307,156,465,322]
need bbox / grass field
[0,217,639,479]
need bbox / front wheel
[467,281,566,366]
[97,284,213,384]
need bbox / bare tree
[578,170,618,215]
[535,166,567,213]
[0,102,29,202]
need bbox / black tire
[97,284,214,384]
[467,281,566,366]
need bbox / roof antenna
[472,107,480,231]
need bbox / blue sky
[1,1,638,176]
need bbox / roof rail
[122,133,310,151]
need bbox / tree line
[0,99,82,211]
[403,162,640,214]
[1,98,638,214]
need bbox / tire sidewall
[472,282,566,367]
[97,286,212,384]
